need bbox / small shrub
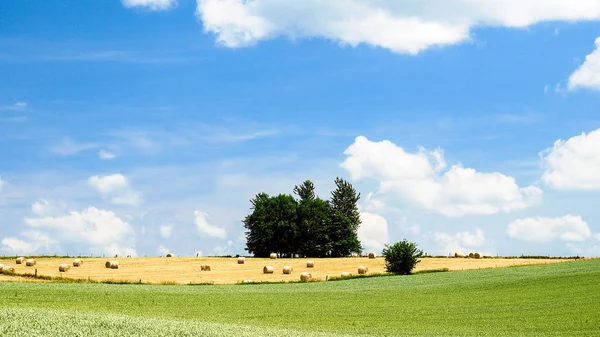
[382,239,424,275]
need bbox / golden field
[0,256,577,284]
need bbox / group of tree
[243,178,363,258]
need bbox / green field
[1,260,599,336]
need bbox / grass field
[0,259,598,336]
[0,256,575,284]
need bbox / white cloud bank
[194,211,227,239]
[342,136,542,217]
[507,215,592,242]
[196,0,600,54]
[88,174,143,206]
[568,37,600,91]
[358,212,389,254]
[434,228,485,255]
[541,128,600,190]
[1,205,137,256]
[122,0,177,11]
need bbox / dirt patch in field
[0,257,576,285]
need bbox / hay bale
[306,260,315,268]
[341,272,351,277]
[200,264,211,271]
[15,257,25,264]
[58,264,70,272]
[0,264,3,271]
[455,253,464,258]
[358,266,368,274]
[1,265,14,273]
[105,260,119,269]
[73,259,83,267]
[25,259,36,267]
[263,266,274,274]
[282,266,292,274]
[237,257,245,264]
[468,252,474,258]
[269,253,277,259]
[166,253,173,258]
[474,252,482,259]
[242,280,253,283]
[368,252,376,259]
[300,272,311,281]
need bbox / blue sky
[1,0,600,257]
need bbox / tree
[293,180,315,201]
[330,177,361,232]
[329,177,362,255]
[243,192,274,257]
[296,197,331,257]
[381,240,424,275]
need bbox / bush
[382,240,424,275]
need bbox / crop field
[0,259,598,336]
[0,256,575,285]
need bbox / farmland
[0,259,598,336]
[0,256,576,285]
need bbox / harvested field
[0,256,574,285]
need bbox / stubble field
[0,256,575,284]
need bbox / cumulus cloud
[568,37,600,91]
[159,224,173,238]
[31,199,68,217]
[88,174,143,206]
[342,136,541,217]
[541,128,600,190]
[358,212,389,254]
[1,205,137,256]
[98,150,117,160]
[157,245,170,256]
[196,0,600,54]
[434,228,485,255]
[122,0,177,11]
[507,215,592,242]
[194,211,227,238]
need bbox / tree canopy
[243,178,363,258]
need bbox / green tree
[243,192,273,257]
[297,197,331,257]
[381,240,424,275]
[293,180,315,201]
[329,177,362,255]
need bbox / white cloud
[342,136,542,217]
[31,199,68,217]
[98,150,117,160]
[434,228,485,255]
[595,233,600,242]
[122,0,177,11]
[358,212,389,254]
[194,211,227,239]
[541,128,600,190]
[0,206,137,256]
[507,215,592,242]
[197,0,600,54]
[568,37,600,91]
[88,174,143,206]
[0,176,4,191]
[157,245,170,256]
[159,224,173,238]
[51,138,98,156]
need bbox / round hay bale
[15,257,25,264]
[263,266,274,274]
[242,280,253,283]
[282,266,292,274]
[58,264,70,272]
[73,259,83,267]
[200,264,211,271]
[341,272,351,277]
[358,266,368,274]
[474,252,482,259]
[468,252,474,258]
[1,266,14,273]
[237,257,245,264]
[166,253,173,258]
[105,260,119,269]
[0,264,4,271]
[306,260,315,268]
[368,252,376,259]
[25,259,36,267]
[300,272,311,281]
[269,253,277,259]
